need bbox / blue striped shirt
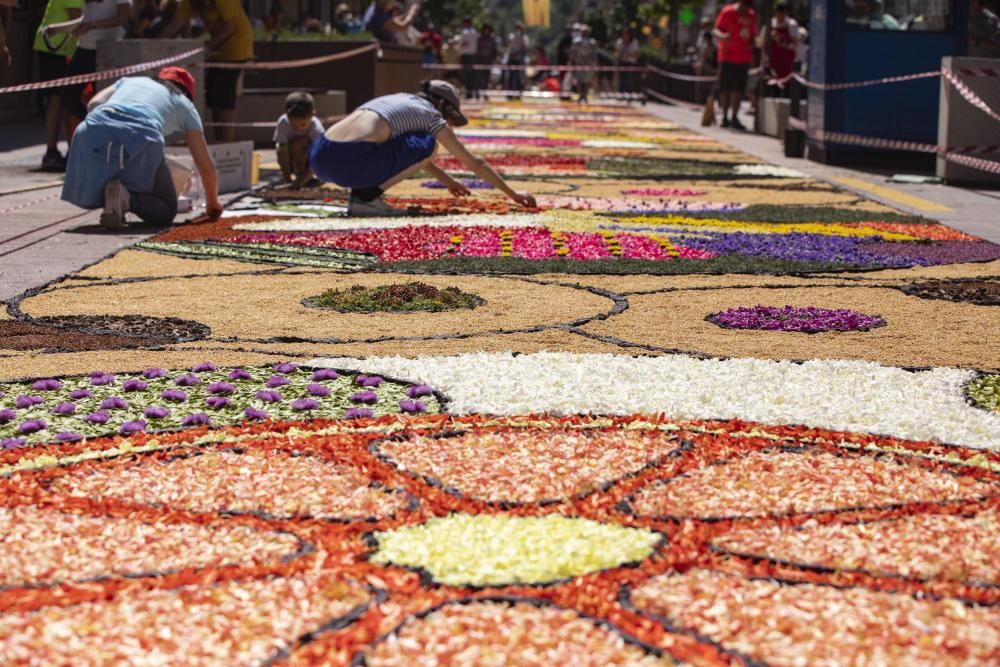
[359,93,447,139]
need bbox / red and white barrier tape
[0,47,204,95]
[941,67,1000,125]
[646,65,718,82]
[205,41,378,70]
[954,66,1000,78]
[803,128,1000,174]
[643,87,702,110]
[0,192,60,215]
[768,69,941,90]
[942,151,1000,174]
[424,62,646,72]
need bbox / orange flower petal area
[0,572,372,665]
[843,221,980,241]
[628,569,1000,666]
[374,429,682,504]
[0,505,302,587]
[48,448,412,521]
[363,599,666,667]
[2,414,1000,665]
[625,448,997,520]
[712,510,1000,585]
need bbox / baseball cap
[425,80,468,127]
[158,66,196,101]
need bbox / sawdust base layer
[582,285,1000,370]
[18,273,611,343]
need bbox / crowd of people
[405,18,645,101]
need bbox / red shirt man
[713,0,758,129]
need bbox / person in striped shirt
[309,79,537,216]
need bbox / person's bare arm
[276,144,292,182]
[424,162,470,196]
[384,0,419,31]
[186,128,223,218]
[86,84,117,112]
[435,128,535,207]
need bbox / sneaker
[347,195,409,217]
[100,179,129,230]
[730,116,747,131]
[721,117,731,128]
[41,148,67,172]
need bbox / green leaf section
[967,375,1000,414]
[138,241,375,269]
[308,282,483,313]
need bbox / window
[845,0,951,30]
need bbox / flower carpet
[2,99,1000,665]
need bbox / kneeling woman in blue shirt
[309,79,537,216]
[62,67,223,230]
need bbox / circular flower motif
[707,305,885,333]
[369,513,661,586]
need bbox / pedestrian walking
[159,0,254,142]
[62,67,222,229]
[614,29,640,93]
[506,21,529,94]
[457,17,478,98]
[713,0,757,129]
[759,2,800,93]
[475,24,497,95]
[569,24,598,103]
[308,80,536,217]
[33,0,83,171]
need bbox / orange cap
[158,66,196,101]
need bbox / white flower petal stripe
[309,353,1000,450]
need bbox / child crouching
[274,91,324,188]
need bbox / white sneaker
[347,195,410,217]
[100,179,129,230]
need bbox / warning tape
[0,193,60,215]
[800,127,1000,174]
[646,65,717,83]
[643,87,701,110]
[424,62,647,72]
[205,42,378,70]
[0,47,205,95]
[941,67,1000,124]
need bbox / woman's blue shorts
[308,132,436,189]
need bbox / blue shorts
[62,106,165,209]
[308,132,436,189]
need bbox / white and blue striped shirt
[359,93,448,139]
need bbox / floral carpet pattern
[2,100,1000,665]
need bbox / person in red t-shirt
[714,0,758,129]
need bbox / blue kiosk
[806,0,968,164]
